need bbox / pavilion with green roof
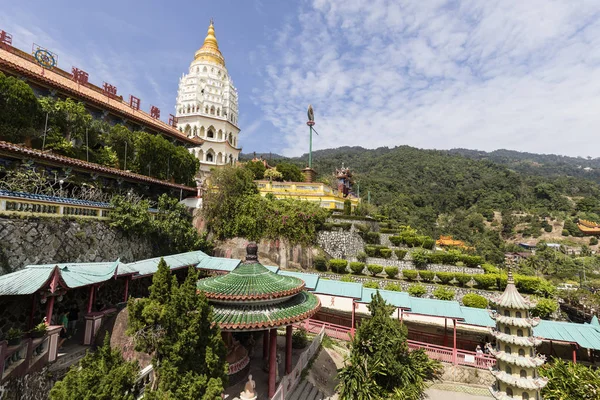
[196,242,321,398]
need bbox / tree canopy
[0,71,42,145]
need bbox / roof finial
[507,265,514,285]
[245,242,259,263]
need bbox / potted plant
[30,322,47,338]
[6,328,23,346]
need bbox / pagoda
[489,268,548,400]
[197,242,321,397]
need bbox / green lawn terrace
[0,246,599,390]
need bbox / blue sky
[2,1,600,158]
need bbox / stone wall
[317,231,365,259]
[0,217,154,275]
[440,363,495,386]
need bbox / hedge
[367,264,383,276]
[418,270,435,282]
[462,293,488,309]
[402,269,419,281]
[453,273,472,287]
[380,228,400,234]
[385,266,399,279]
[395,249,408,260]
[473,274,496,289]
[436,271,455,285]
[384,283,402,292]
[349,262,366,275]
[322,222,352,231]
[388,234,435,249]
[364,245,390,258]
[328,259,348,274]
[363,281,379,289]
[313,256,327,272]
[408,284,427,298]
[380,248,393,259]
[331,215,375,221]
[433,287,455,301]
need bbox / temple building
[175,21,241,184]
[489,269,548,400]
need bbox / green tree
[127,261,227,399]
[49,334,139,400]
[275,162,304,182]
[245,161,266,180]
[263,168,283,181]
[461,293,488,309]
[102,124,138,170]
[408,284,427,298]
[530,297,558,319]
[0,71,42,145]
[540,358,600,400]
[39,97,92,155]
[337,292,441,399]
[433,287,455,300]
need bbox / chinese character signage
[150,106,160,119]
[71,67,89,85]
[129,95,141,110]
[103,82,117,98]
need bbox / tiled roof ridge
[0,141,196,192]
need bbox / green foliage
[245,161,267,180]
[367,264,384,276]
[337,292,441,399]
[591,237,599,245]
[343,199,352,215]
[402,269,418,281]
[411,249,429,268]
[530,298,558,319]
[0,71,42,144]
[363,281,379,289]
[384,283,402,291]
[418,270,434,282]
[50,335,139,400]
[540,358,600,400]
[473,274,497,290]
[379,248,392,259]
[453,273,472,287]
[340,275,354,282]
[127,262,228,399]
[384,266,399,279]
[356,251,368,263]
[292,327,308,349]
[328,259,348,274]
[349,261,366,275]
[395,249,408,260]
[481,263,500,274]
[364,245,390,258]
[275,162,304,182]
[433,287,455,301]
[408,284,427,297]
[461,293,488,309]
[435,272,454,285]
[363,232,381,245]
[263,168,283,181]
[313,255,327,271]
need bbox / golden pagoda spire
[194,19,225,66]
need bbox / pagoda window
[207,129,214,138]
[203,66,207,72]
[217,108,220,116]
[522,393,529,400]
[517,329,523,337]
[505,345,512,354]
[206,152,214,162]
[505,366,512,375]
[504,309,510,317]
[506,388,513,396]
[192,126,197,136]
[504,327,511,335]
[218,129,223,140]
[520,369,527,378]
[205,106,209,113]
[516,311,522,318]
[518,348,525,356]
[210,106,215,115]
[184,124,191,135]
[228,132,232,143]
[187,105,190,113]
[200,126,205,137]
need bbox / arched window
[520,369,527,378]
[506,388,513,396]
[216,108,219,116]
[522,392,529,400]
[200,126,205,137]
[233,137,237,147]
[517,329,523,337]
[192,126,197,136]
[504,327,511,335]
[206,152,214,162]
[198,149,203,160]
[504,309,510,317]
[505,366,512,375]
[207,129,214,139]
[516,311,522,318]
[184,124,191,135]
[186,105,190,113]
[203,66,207,72]
[228,132,232,143]
[217,152,223,164]
[518,349,525,356]
[505,345,511,354]
[196,67,199,73]
[218,129,223,140]
[210,106,215,115]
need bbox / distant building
[255,180,360,211]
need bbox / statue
[275,353,282,383]
[307,104,314,122]
[239,374,257,400]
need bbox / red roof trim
[203,283,305,301]
[219,299,321,331]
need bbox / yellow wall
[255,180,360,210]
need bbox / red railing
[297,318,496,370]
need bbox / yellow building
[255,180,360,211]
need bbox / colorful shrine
[196,242,321,398]
[577,219,600,235]
[489,269,548,399]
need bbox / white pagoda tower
[175,20,241,184]
[489,269,548,400]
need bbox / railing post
[46,325,62,363]
[83,313,103,345]
[0,340,7,378]
[452,319,457,365]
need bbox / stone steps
[286,379,326,400]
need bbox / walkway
[426,383,492,399]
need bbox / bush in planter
[6,328,23,346]
[473,274,497,290]
[408,283,427,298]
[462,293,488,309]
[402,269,418,281]
[436,271,454,285]
[328,259,348,274]
[379,248,393,259]
[530,297,558,319]
[364,246,378,257]
[394,249,408,260]
[418,270,434,282]
[453,273,472,287]
[313,255,327,271]
[363,281,379,289]
[349,262,366,275]
[356,251,368,263]
[384,266,399,279]
[340,275,354,282]
[433,287,455,301]
[292,327,308,349]
[30,322,47,338]
[384,283,402,291]
[367,264,384,276]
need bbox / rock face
[0,217,154,274]
[317,231,365,259]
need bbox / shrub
[408,284,427,297]
[292,327,308,349]
[453,273,472,287]
[433,287,455,301]
[384,283,402,292]
[436,271,454,285]
[481,263,500,274]
[313,255,327,272]
[544,225,553,233]
[379,248,393,259]
[367,264,384,276]
[561,229,569,236]
[422,237,436,249]
[473,274,497,290]
[530,298,558,319]
[328,259,348,274]
[411,249,429,268]
[394,249,408,260]
[540,358,600,400]
[355,223,370,234]
[356,251,368,263]
[389,236,403,246]
[340,275,354,282]
[462,293,488,309]
[496,274,508,290]
[591,237,599,246]
[385,266,399,279]
[515,275,542,294]
[363,281,379,289]
[364,246,378,257]
[349,262,366,275]
[402,269,418,281]
[364,232,381,245]
[418,270,435,282]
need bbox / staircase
[286,379,326,400]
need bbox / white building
[175,20,241,185]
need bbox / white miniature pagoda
[489,268,548,400]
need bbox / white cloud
[256,0,600,158]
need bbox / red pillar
[87,285,95,313]
[573,345,577,364]
[285,325,293,374]
[268,328,278,398]
[123,278,130,302]
[263,330,269,360]
[452,319,457,365]
[351,301,356,336]
[45,295,55,325]
[443,318,448,347]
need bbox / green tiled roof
[534,320,600,351]
[314,279,362,298]
[197,262,305,300]
[407,297,464,320]
[277,270,320,290]
[211,291,321,331]
[121,250,209,277]
[359,288,411,309]
[196,256,241,272]
[459,306,495,327]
